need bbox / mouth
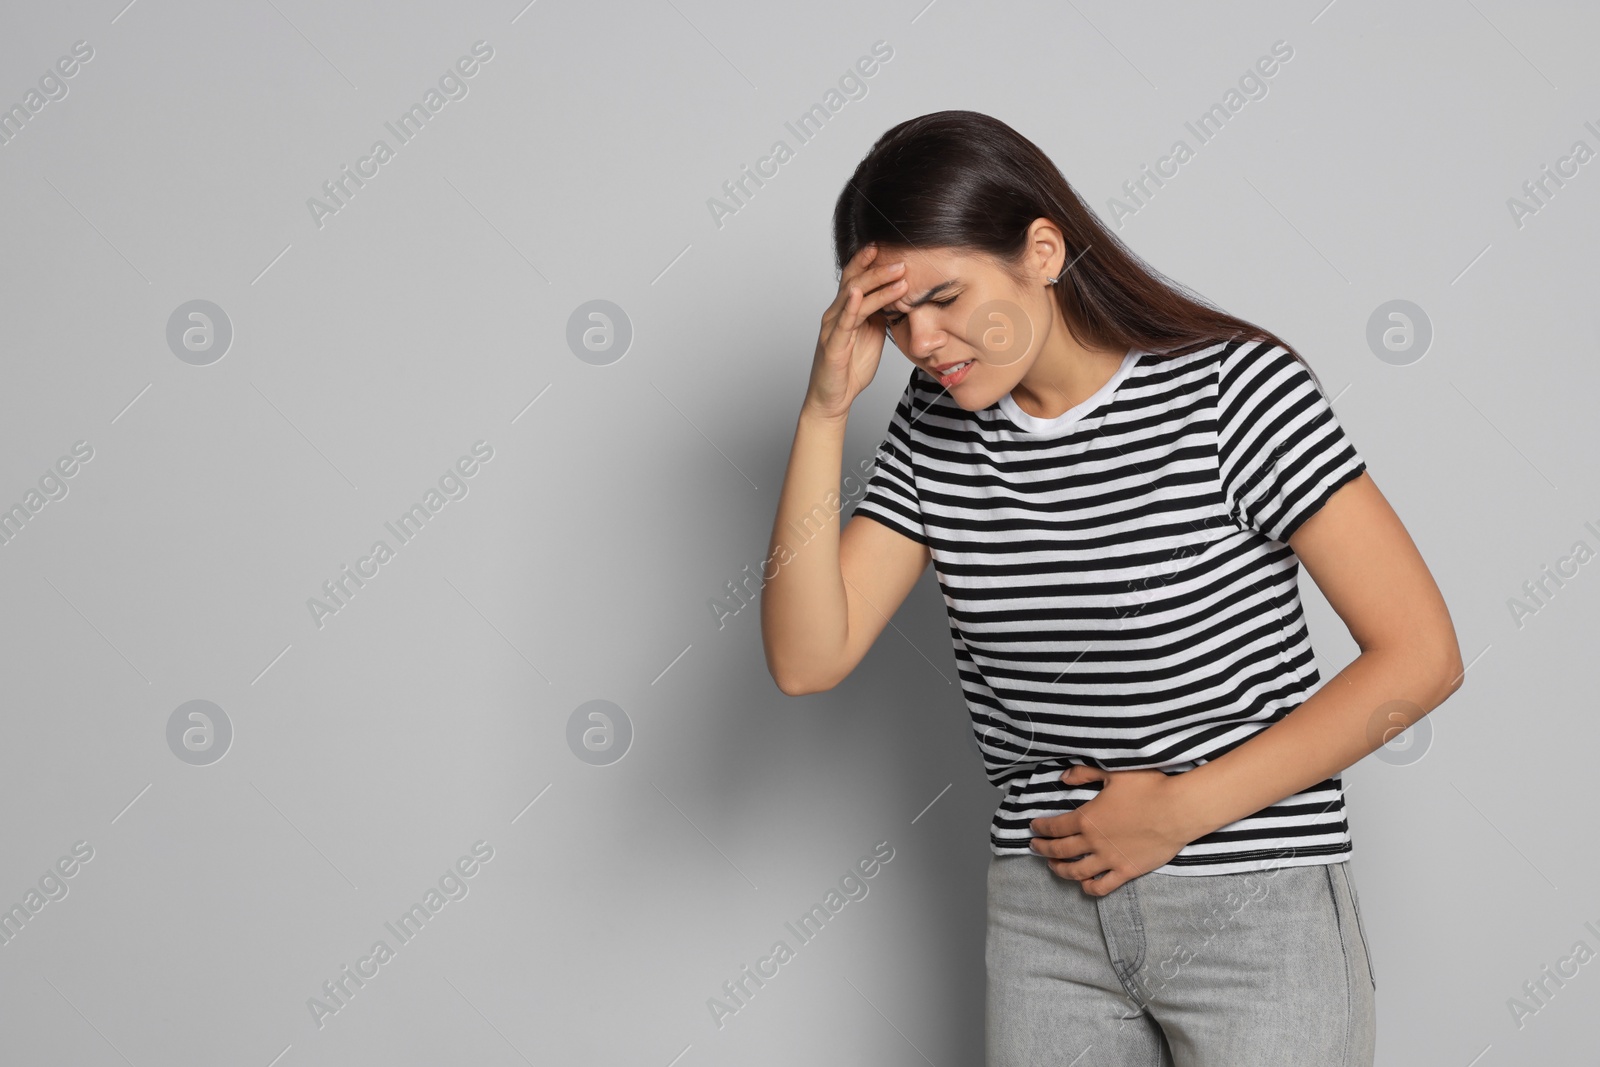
[931,359,975,386]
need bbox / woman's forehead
[882,247,1011,287]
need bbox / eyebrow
[897,278,961,309]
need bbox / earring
[1046,274,1060,286]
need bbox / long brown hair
[831,109,1324,392]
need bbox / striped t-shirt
[850,337,1367,876]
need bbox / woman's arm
[761,408,928,695]
[1167,469,1463,838]
[1030,471,1464,894]
[762,245,931,695]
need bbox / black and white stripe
[851,337,1367,875]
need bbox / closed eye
[882,295,957,327]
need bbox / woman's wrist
[1167,767,1229,843]
[798,397,850,431]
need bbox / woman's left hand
[1029,765,1200,896]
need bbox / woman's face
[870,245,1052,408]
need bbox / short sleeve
[1215,341,1366,544]
[849,369,929,545]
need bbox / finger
[1028,833,1088,859]
[824,248,875,322]
[833,283,863,334]
[1074,809,1139,872]
[848,241,882,270]
[833,280,892,349]
[858,265,908,318]
[828,253,906,329]
[841,245,907,295]
[836,243,880,293]
[827,264,896,326]
[1029,813,1080,839]
[1049,854,1112,883]
[842,277,907,332]
[847,262,908,314]
[1080,870,1128,897]
[861,257,908,288]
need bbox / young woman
[760,111,1463,1066]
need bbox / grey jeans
[985,853,1376,1066]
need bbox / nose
[895,317,942,361]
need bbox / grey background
[1,0,1596,1063]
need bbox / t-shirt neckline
[997,346,1142,434]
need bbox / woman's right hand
[803,243,908,422]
